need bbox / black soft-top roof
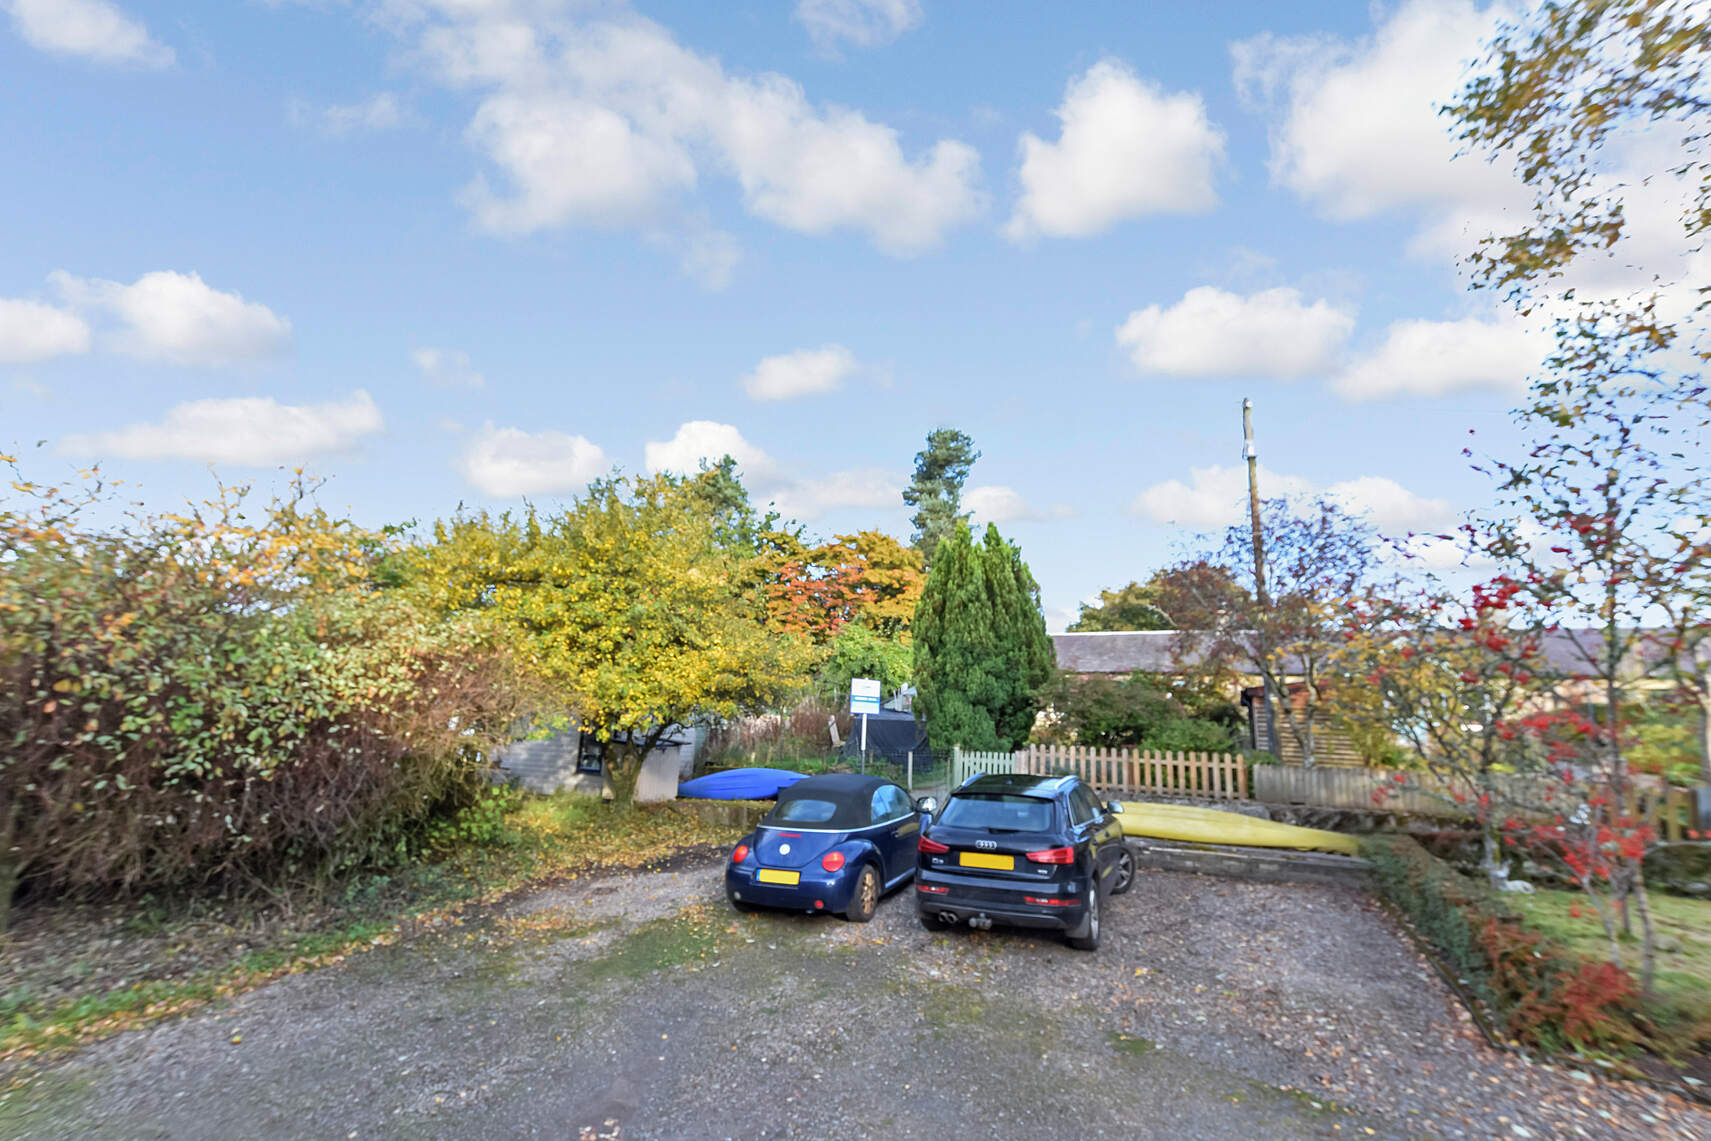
[763,772,895,830]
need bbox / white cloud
[456,423,609,497]
[0,298,91,363]
[411,346,486,389]
[1323,475,1451,529]
[795,0,922,50]
[965,484,1076,525]
[1232,1,1518,224]
[51,270,292,366]
[768,467,903,520]
[642,419,903,521]
[1116,286,1354,378]
[1133,464,1314,528]
[1333,312,1548,400]
[401,9,981,258]
[288,92,409,138]
[644,420,779,483]
[459,91,699,232]
[5,0,173,68]
[1132,464,1448,530]
[1005,59,1224,240]
[740,344,857,401]
[1399,531,1493,572]
[61,391,382,464]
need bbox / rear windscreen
[767,798,839,824]
[938,794,1055,832]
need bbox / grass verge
[1508,887,1711,1044]
[0,793,746,1069]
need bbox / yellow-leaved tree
[405,470,813,804]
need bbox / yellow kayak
[1117,801,1359,855]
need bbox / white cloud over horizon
[768,467,904,520]
[965,484,1076,525]
[61,391,383,464]
[1006,59,1224,240]
[50,269,292,366]
[1133,463,1450,531]
[4,0,174,69]
[1116,285,1354,378]
[740,343,859,400]
[643,419,903,521]
[457,423,610,497]
[644,420,781,484]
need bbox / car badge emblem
[976,840,997,850]
[779,843,791,855]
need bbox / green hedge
[1360,834,1642,1053]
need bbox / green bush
[0,470,533,922]
[1360,834,1644,1052]
[1037,671,1240,752]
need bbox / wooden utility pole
[1244,398,1279,756]
[1243,397,1266,606]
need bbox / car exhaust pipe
[967,914,992,930]
[938,911,960,926]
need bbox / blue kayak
[677,768,807,800]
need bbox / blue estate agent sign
[849,677,881,715]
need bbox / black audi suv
[914,773,1133,951]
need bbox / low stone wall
[1127,838,1373,888]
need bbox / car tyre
[1068,885,1101,952]
[845,864,880,923]
[1111,847,1136,896]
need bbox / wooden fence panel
[1023,745,1245,800]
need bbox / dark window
[576,734,604,774]
[938,794,1055,832]
[871,785,911,824]
[771,799,839,824]
[1069,784,1100,827]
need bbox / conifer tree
[912,521,1054,751]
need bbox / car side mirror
[1107,801,1125,815]
[915,795,938,817]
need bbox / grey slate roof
[1052,631,1213,674]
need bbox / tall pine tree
[912,521,1054,751]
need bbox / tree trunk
[0,804,17,935]
[1698,677,1711,787]
[606,741,643,807]
[1632,867,1658,996]
[0,853,15,936]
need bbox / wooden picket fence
[948,746,1019,790]
[1254,764,1703,840]
[1015,744,1247,801]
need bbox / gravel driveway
[2,856,1703,1141]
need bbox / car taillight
[1025,895,1076,907]
[732,844,750,863]
[821,851,846,872]
[1026,846,1075,864]
[918,836,949,854]
[918,884,948,894]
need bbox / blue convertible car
[724,773,926,923]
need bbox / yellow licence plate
[757,868,801,885]
[959,852,1014,871]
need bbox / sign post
[850,678,881,774]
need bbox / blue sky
[0,0,1551,629]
